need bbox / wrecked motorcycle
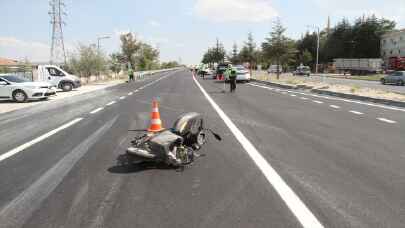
[118,112,221,167]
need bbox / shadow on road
[108,162,175,174]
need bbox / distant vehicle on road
[33,65,81,92]
[334,58,383,75]
[380,71,405,86]
[216,64,229,79]
[0,74,56,102]
[267,65,283,74]
[293,66,311,76]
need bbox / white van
[34,65,81,92]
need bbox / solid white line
[330,105,340,109]
[90,107,104,114]
[119,96,126,100]
[313,100,324,104]
[349,110,364,115]
[377,118,397,124]
[193,76,323,228]
[106,101,116,106]
[0,118,83,163]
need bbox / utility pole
[307,25,320,74]
[49,0,67,65]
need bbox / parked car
[267,65,283,74]
[234,65,251,82]
[293,66,311,76]
[0,74,56,102]
[33,65,81,92]
[381,71,405,86]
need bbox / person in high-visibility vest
[226,65,237,92]
[128,67,134,82]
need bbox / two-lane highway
[0,69,404,227]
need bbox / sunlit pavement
[0,69,404,227]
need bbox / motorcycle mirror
[212,132,222,141]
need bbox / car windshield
[1,75,31,83]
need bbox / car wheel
[381,79,386,85]
[12,90,28,103]
[61,82,73,92]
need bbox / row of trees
[66,33,179,78]
[201,15,396,75]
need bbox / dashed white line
[349,111,364,115]
[290,94,297,97]
[128,92,133,95]
[300,97,309,100]
[134,89,139,92]
[377,118,397,124]
[193,75,324,228]
[330,105,340,109]
[90,107,104,114]
[119,96,126,100]
[106,101,116,106]
[313,100,324,104]
[0,118,83,163]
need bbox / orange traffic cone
[148,100,164,132]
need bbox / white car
[0,74,56,103]
[234,65,251,82]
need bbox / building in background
[0,57,19,66]
[381,29,405,68]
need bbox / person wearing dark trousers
[229,66,237,93]
[128,67,134,82]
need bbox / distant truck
[334,58,383,75]
[388,57,405,71]
[33,65,81,92]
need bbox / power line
[49,0,67,65]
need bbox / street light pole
[316,27,320,74]
[96,36,110,78]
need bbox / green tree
[120,33,140,69]
[67,44,108,80]
[262,19,293,79]
[230,43,239,64]
[136,42,160,70]
[109,52,124,76]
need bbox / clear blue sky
[1,0,404,64]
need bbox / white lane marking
[313,100,324,104]
[300,97,309,100]
[119,96,126,100]
[0,118,83,163]
[106,101,116,106]
[0,117,117,228]
[377,118,397,124]
[90,107,104,114]
[290,94,297,97]
[134,89,139,92]
[193,76,323,228]
[128,92,133,95]
[330,105,340,109]
[349,110,364,115]
[249,83,405,113]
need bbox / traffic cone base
[148,100,164,132]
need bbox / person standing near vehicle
[228,65,237,92]
[128,67,134,82]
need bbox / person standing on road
[128,67,134,82]
[228,65,237,93]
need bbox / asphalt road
[0,69,404,228]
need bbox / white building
[381,29,405,63]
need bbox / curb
[251,79,405,108]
